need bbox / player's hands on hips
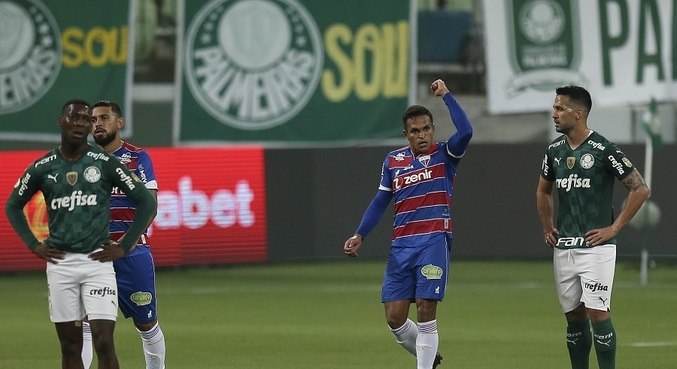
[544,228,559,248]
[585,226,617,247]
[344,235,363,257]
[431,79,450,97]
[33,242,66,264]
[89,242,126,262]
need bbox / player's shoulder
[586,130,623,154]
[547,135,567,148]
[385,146,414,168]
[587,130,615,146]
[86,144,116,160]
[121,141,144,153]
[33,148,59,164]
[27,148,60,172]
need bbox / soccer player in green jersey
[5,100,156,369]
[536,86,651,369]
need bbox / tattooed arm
[585,169,651,246]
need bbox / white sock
[81,321,93,369]
[390,319,418,357]
[416,320,439,369]
[139,322,166,369]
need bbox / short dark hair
[92,100,123,117]
[555,85,592,113]
[402,105,433,130]
[61,99,90,115]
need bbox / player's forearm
[355,190,390,238]
[536,193,555,232]
[5,199,40,250]
[611,185,651,233]
[443,93,473,154]
[120,189,157,252]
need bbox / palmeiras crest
[505,0,587,96]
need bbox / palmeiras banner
[176,0,411,144]
[484,0,677,114]
[0,0,132,141]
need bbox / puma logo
[554,157,561,165]
[47,173,59,182]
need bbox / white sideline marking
[628,342,677,347]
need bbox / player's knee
[386,315,407,329]
[134,320,158,332]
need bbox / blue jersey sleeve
[355,189,392,238]
[443,93,473,157]
[136,150,158,190]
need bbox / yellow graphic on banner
[23,193,49,241]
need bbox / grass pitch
[1,259,675,368]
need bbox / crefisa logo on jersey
[184,0,324,130]
[0,0,61,115]
[505,0,586,96]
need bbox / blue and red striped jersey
[378,142,461,247]
[110,141,157,245]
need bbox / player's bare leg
[386,300,417,355]
[88,319,119,369]
[55,321,84,369]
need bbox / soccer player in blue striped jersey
[79,100,166,369]
[344,79,472,369]
[536,86,650,369]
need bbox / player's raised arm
[431,79,473,157]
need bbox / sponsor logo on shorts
[421,264,443,280]
[130,291,153,306]
[90,286,116,297]
[584,281,609,292]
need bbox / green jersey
[5,144,155,253]
[540,131,634,249]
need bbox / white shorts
[46,251,118,323]
[553,244,616,313]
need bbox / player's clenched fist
[343,234,363,257]
[431,79,450,97]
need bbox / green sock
[566,320,592,369]
[592,319,616,369]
